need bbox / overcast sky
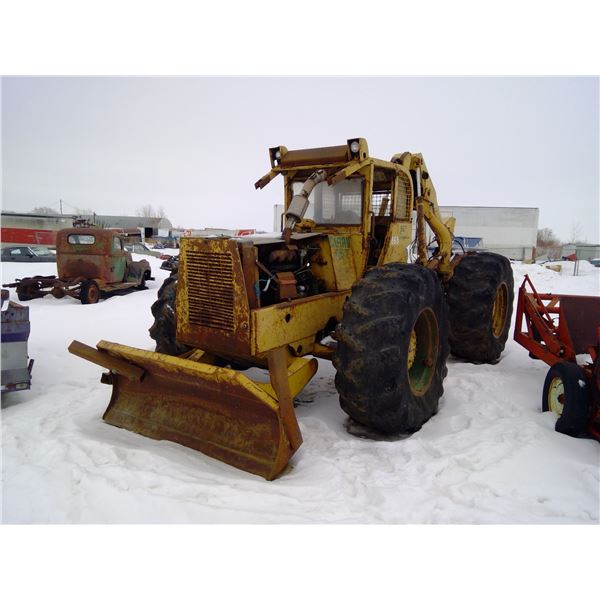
[1,77,598,242]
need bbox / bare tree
[536,227,562,259]
[73,207,95,215]
[568,221,586,244]
[136,204,167,219]
[537,227,560,247]
[31,206,59,215]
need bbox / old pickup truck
[3,228,153,304]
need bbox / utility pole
[60,199,63,214]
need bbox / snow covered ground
[1,255,599,524]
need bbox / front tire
[445,252,514,363]
[334,263,449,434]
[542,361,590,437]
[80,279,100,304]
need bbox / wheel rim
[408,308,438,396]
[88,284,99,303]
[407,329,417,370]
[491,282,509,338]
[547,376,565,416]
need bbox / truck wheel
[149,271,190,355]
[542,361,590,437]
[445,252,514,363]
[334,263,449,434]
[136,271,151,290]
[80,279,100,304]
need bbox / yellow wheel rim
[408,308,439,396]
[408,329,417,370]
[547,376,565,416]
[491,282,508,338]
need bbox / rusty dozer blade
[68,340,317,480]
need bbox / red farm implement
[514,274,600,441]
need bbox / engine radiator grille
[186,250,235,331]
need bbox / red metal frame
[515,275,575,366]
[514,274,600,441]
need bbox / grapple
[69,340,317,479]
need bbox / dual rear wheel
[334,263,449,434]
[334,253,514,435]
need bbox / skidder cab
[70,138,514,479]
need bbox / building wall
[562,244,600,261]
[1,212,75,247]
[440,206,539,259]
[271,204,540,260]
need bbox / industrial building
[1,212,174,248]
[90,215,173,240]
[274,204,539,261]
[439,206,539,260]
[1,212,75,247]
[561,243,600,261]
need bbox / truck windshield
[292,178,363,225]
[32,246,52,256]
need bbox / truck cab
[57,228,150,285]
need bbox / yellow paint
[492,283,509,338]
[176,236,251,354]
[380,221,411,264]
[252,292,349,354]
[329,235,358,289]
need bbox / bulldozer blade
[71,340,317,480]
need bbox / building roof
[1,211,173,230]
[1,211,76,221]
[91,215,173,229]
[440,206,539,212]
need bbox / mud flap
[69,340,317,480]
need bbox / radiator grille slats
[187,251,235,331]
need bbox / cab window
[292,177,363,225]
[68,234,95,245]
[113,237,123,251]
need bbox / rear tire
[445,252,514,363]
[334,263,449,434]
[136,271,151,290]
[542,361,590,437]
[149,270,191,355]
[80,279,100,304]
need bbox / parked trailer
[514,274,600,441]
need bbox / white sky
[2,77,598,243]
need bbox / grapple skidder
[70,138,514,479]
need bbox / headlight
[349,140,360,154]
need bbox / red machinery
[514,274,600,441]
